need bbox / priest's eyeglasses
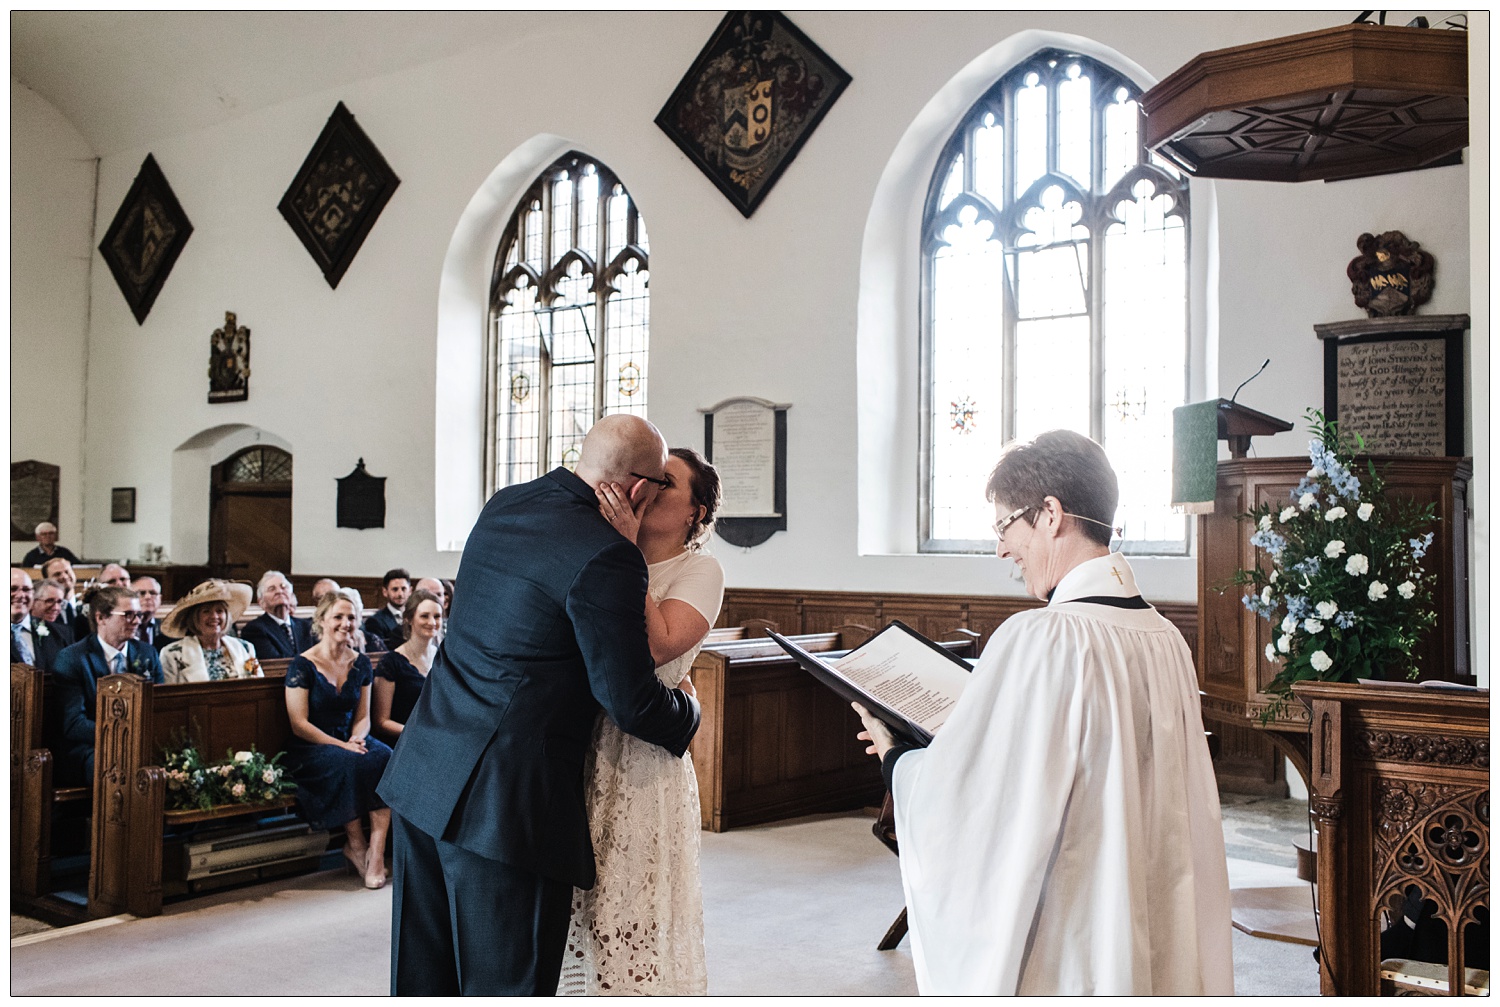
[993,506,1034,543]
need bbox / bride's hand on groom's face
[678,675,696,699]
[597,482,643,544]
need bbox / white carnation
[1345,554,1369,576]
[1277,634,1291,654]
[1325,540,1346,558]
[1315,600,1338,620]
[1324,507,1346,521]
[1265,643,1277,662]
[1308,466,1325,478]
[1368,581,1389,601]
[1279,506,1297,523]
[1303,618,1324,634]
[1299,492,1317,511]
[1259,514,1273,532]
[1397,581,1416,599]
[1260,586,1273,606]
[1281,613,1297,634]
[234,751,253,764]
[1309,650,1333,673]
[1269,570,1279,584]
[1357,502,1375,521]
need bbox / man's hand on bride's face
[597,482,642,544]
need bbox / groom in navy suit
[379,414,700,996]
[51,584,163,785]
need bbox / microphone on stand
[1230,359,1270,404]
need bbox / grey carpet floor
[12,807,1320,996]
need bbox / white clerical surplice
[891,554,1234,995]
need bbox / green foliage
[1229,410,1437,722]
[160,738,297,812]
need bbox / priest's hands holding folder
[852,702,896,760]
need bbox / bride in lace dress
[558,447,725,996]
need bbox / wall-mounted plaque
[336,458,386,530]
[11,460,59,542]
[702,397,790,548]
[1316,313,1467,457]
[111,487,137,523]
[97,154,194,325]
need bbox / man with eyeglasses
[380,413,700,996]
[131,575,169,650]
[51,584,164,785]
[11,568,67,671]
[853,430,1231,996]
[31,578,75,646]
[40,557,83,639]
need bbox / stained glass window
[486,153,649,492]
[921,51,1189,554]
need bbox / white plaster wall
[10,80,96,562]
[20,13,1478,623]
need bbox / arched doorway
[208,445,292,584]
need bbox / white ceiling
[10,11,535,155]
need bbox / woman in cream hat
[159,579,262,684]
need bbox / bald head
[574,414,667,489]
[99,563,131,588]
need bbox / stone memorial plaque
[1334,338,1447,455]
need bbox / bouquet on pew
[161,739,297,812]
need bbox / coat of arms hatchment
[655,12,851,217]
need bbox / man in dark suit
[239,570,312,659]
[129,574,176,651]
[51,584,163,786]
[40,557,84,640]
[363,568,410,652]
[379,414,700,996]
[11,569,69,670]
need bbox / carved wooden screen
[920,49,1190,554]
[486,152,650,493]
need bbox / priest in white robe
[855,430,1233,996]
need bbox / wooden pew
[12,664,92,903]
[689,626,978,832]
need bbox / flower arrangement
[161,740,297,812]
[1230,411,1438,722]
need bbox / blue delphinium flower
[1409,532,1434,560]
[1284,594,1312,620]
[1290,556,1321,579]
[1249,528,1287,557]
[1334,611,1357,629]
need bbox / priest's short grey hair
[985,430,1118,548]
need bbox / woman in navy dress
[285,590,392,890]
[372,588,443,746]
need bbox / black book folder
[768,621,972,749]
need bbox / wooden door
[209,447,292,584]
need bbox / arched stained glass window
[921,50,1189,554]
[486,152,649,492]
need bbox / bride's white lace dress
[558,550,724,996]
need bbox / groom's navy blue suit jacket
[377,467,699,889]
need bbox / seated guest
[41,557,84,639]
[130,575,170,650]
[21,522,80,568]
[159,580,262,684]
[372,589,443,745]
[239,570,313,659]
[440,578,455,619]
[852,430,1231,995]
[414,577,447,642]
[97,563,131,589]
[339,587,375,653]
[284,590,393,890]
[363,568,410,652]
[31,578,75,647]
[311,578,341,604]
[52,585,163,784]
[11,569,65,670]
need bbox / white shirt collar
[1049,553,1140,606]
[97,634,129,667]
[387,604,402,620]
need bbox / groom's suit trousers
[391,813,573,996]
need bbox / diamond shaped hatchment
[278,102,400,289]
[97,154,194,324]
